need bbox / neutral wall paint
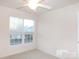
[37,3,79,59]
[0,6,36,58]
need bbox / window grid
[10,16,34,46]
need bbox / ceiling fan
[18,0,51,10]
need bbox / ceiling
[0,0,79,15]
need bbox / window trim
[10,16,35,46]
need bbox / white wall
[37,3,79,59]
[0,6,36,58]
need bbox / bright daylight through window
[10,16,34,45]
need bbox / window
[10,16,34,45]
[24,34,33,43]
[24,20,34,32]
[10,33,22,45]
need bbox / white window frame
[10,16,35,46]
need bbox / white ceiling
[0,0,79,15]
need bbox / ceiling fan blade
[16,6,25,9]
[39,0,44,3]
[16,4,28,9]
[38,4,51,9]
[21,0,28,4]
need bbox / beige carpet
[1,49,59,59]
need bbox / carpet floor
[1,49,59,59]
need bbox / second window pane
[24,34,33,43]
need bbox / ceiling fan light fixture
[27,0,40,10]
[19,0,51,11]
[28,3,38,10]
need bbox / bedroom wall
[0,5,36,58]
[37,3,79,59]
